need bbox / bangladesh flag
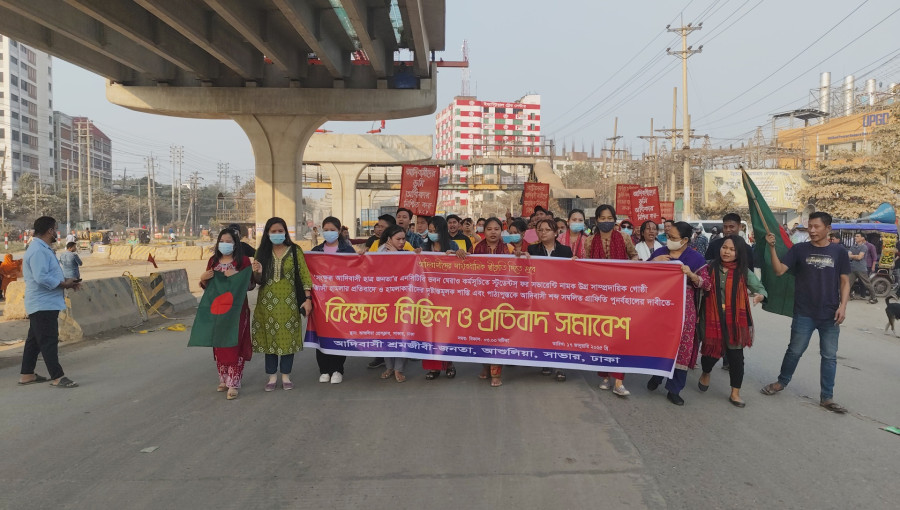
[188,268,252,348]
[742,169,795,317]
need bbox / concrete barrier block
[92,244,111,259]
[130,245,158,261]
[176,246,203,261]
[0,281,27,321]
[201,245,215,260]
[155,269,198,313]
[154,246,178,261]
[110,245,133,260]
[68,276,143,336]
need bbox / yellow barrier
[130,245,157,261]
[0,281,27,321]
[110,245,133,260]
[92,244,111,259]
[176,246,203,261]
[201,245,215,260]
[154,246,178,261]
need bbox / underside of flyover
[0,0,446,234]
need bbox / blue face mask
[218,242,234,255]
[569,222,585,233]
[323,231,340,243]
[427,233,440,242]
[502,234,522,244]
[621,228,633,236]
[269,233,286,245]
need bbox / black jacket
[527,241,573,258]
[312,239,357,254]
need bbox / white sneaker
[330,372,343,384]
[318,373,331,383]
[598,378,611,390]
[613,385,631,397]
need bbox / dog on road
[884,296,900,337]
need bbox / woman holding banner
[473,217,514,386]
[251,217,313,391]
[647,221,712,406]
[635,221,662,261]
[375,224,413,382]
[199,228,254,400]
[311,217,356,384]
[527,218,574,382]
[558,209,590,259]
[590,205,638,397]
[698,236,766,407]
[421,216,466,380]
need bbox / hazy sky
[52,0,900,185]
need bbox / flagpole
[741,167,772,236]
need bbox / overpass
[0,0,445,235]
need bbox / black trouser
[316,350,346,375]
[849,270,876,299]
[701,349,744,389]
[20,310,64,380]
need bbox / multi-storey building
[0,35,54,198]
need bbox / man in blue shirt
[18,217,81,388]
[760,211,850,413]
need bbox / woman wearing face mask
[472,217,513,386]
[199,229,254,400]
[589,205,638,396]
[503,219,528,256]
[475,218,487,239]
[251,217,313,391]
[311,217,356,384]
[635,221,662,261]
[558,209,590,259]
[698,236,765,407]
[647,221,712,406]
[376,224,413,382]
[421,216,466,380]
[619,220,639,245]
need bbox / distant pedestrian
[58,242,83,280]
[760,211,850,414]
[847,233,878,303]
[18,217,81,388]
[691,227,708,257]
[65,230,77,244]
[251,217,312,392]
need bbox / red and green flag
[188,268,252,348]
[742,169,795,317]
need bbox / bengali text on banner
[304,253,686,377]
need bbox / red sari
[203,256,254,388]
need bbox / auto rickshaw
[126,228,151,245]
[831,222,897,298]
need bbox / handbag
[291,245,308,317]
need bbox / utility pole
[122,168,128,228]
[606,117,622,201]
[671,87,677,202]
[171,145,184,224]
[77,122,84,222]
[86,120,94,221]
[667,20,702,220]
[146,156,154,234]
[217,162,230,189]
[66,159,72,233]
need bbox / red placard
[660,201,675,220]
[521,182,550,216]
[616,184,640,217]
[399,165,440,216]
[630,187,662,224]
[305,253,686,376]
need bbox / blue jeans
[265,354,294,375]
[777,315,839,401]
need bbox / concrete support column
[321,162,368,237]
[232,114,325,239]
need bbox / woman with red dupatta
[589,204,638,397]
[473,217,513,387]
[199,228,254,400]
[698,235,766,407]
[558,209,590,259]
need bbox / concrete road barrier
[0,281,27,321]
[176,246,203,261]
[155,269,197,313]
[154,246,178,261]
[68,276,143,336]
[130,245,157,261]
[110,245,133,260]
[92,244,111,259]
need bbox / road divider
[109,245,133,260]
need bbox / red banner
[616,184,640,218]
[630,187,662,224]
[399,165,440,216]
[521,182,550,217]
[660,201,675,220]
[304,253,686,376]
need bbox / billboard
[703,169,805,210]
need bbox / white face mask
[666,239,684,251]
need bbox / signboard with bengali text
[399,165,440,216]
[616,184,640,218]
[629,187,661,224]
[521,182,550,217]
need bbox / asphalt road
[1,298,898,509]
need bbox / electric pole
[77,122,84,222]
[86,120,94,221]
[171,145,184,224]
[217,162,229,189]
[146,156,155,234]
[667,20,702,220]
[606,117,623,202]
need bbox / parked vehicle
[831,222,897,298]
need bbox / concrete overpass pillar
[232,115,325,239]
[321,162,368,237]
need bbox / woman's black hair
[509,218,528,234]
[425,216,454,252]
[322,216,342,230]
[568,209,586,221]
[213,228,243,264]
[670,221,694,242]
[639,220,656,238]
[255,217,295,285]
[483,217,503,231]
[595,204,616,220]
[379,224,406,249]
